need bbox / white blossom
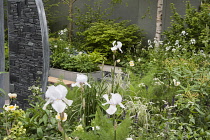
[8,93,17,99]
[111,41,123,53]
[72,74,91,88]
[190,39,196,44]
[102,93,125,115]
[129,61,134,66]
[4,104,18,111]
[181,31,188,36]
[42,85,73,113]
[173,79,180,86]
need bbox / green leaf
[37,127,43,138]
[0,88,6,95]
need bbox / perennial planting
[0,2,210,140]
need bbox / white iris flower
[102,93,125,115]
[111,41,123,53]
[42,85,73,113]
[72,74,91,88]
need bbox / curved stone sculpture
[7,0,49,109]
[0,0,5,110]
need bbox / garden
[0,0,210,140]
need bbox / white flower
[54,45,58,48]
[42,85,73,113]
[56,113,68,121]
[63,28,68,32]
[153,78,159,81]
[116,59,120,63]
[165,46,171,51]
[190,39,196,44]
[181,31,188,36]
[148,39,152,45]
[172,48,176,52]
[138,58,141,62]
[111,41,123,53]
[148,45,153,49]
[78,52,83,55]
[159,41,163,45]
[173,79,180,86]
[129,61,134,66]
[126,138,133,140]
[138,83,146,87]
[154,81,164,85]
[175,40,179,45]
[8,93,17,99]
[72,74,91,88]
[182,48,186,51]
[4,104,18,111]
[92,126,100,130]
[102,93,125,115]
[59,30,64,35]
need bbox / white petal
[63,98,73,106]
[111,47,117,51]
[110,93,122,105]
[45,85,58,100]
[102,102,109,106]
[119,103,125,109]
[72,82,81,87]
[103,94,110,103]
[84,82,91,88]
[52,100,66,113]
[42,99,53,110]
[55,85,68,98]
[112,41,116,46]
[76,74,88,83]
[116,41,122,49]
[119,48,123,53]
[106,104,117,115]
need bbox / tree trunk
[68,0,73,42]
[155,0,163,47]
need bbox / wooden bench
[48,76,75,87]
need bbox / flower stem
[81,86,86,127]
[112,54,116,93]
[113,114,117,140]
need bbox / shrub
[163,3,210,52]
[78,20,144,62]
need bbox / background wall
[46,0,201,40]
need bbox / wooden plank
[48,76,75,86]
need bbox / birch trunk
[155,0,163,47]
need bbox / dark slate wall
[7,0,49,109]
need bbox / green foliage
[163,3,210,52]
[0,108,26,139]
[79,20,143,61]
[4,42,9,72]
[49,36,106,72]
[72,109,131,140]
[43,0,62,30]
[73,0,114,33]
[60,52,105,73]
